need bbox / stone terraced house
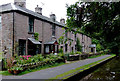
[0,0,94,57]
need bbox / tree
[66,2,120,55]
[92,38,104,52]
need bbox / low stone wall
[66,55,115,80]
[66,53,102,61]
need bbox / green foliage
[11,66,23,70]
[75,51,82,54]
[0,52,3,60]
[66,2,120,54]
[2,58,7,70]
[69,51,74,55]
[59,48,63,53]
[76,38,82,51]
[58,36,64,44]
[92,39,104,52]
[34,32,39,40]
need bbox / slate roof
[28,38,41,45]
[44,40,58,44]
[0,3,65,27]
[0,3,90,37]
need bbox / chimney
[35,5,42,15]
[50,14,56,21]
[60,18,65,24]
[14,0,26,8]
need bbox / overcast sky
[0,0,78,21]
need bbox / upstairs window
[65,31,68,38]
[52,24,55,36]
[0,16,1,30]
[75,34,77,41]
[65,44,68,52]
[29,17,34,32]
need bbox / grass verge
[50,54,115,79]
[88,54,105,59]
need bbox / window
[75,45,77,51]
[29,17,34,32]
[75,34,77,41]
[60,46,63,49]
[65,44,67,52]
[45,45,49,53]
[52,24,55,36]
[72,47,74,51]
[0,16,1,30]
[65,31,68,38]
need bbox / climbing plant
[34,32,39,40]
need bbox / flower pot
[13,70,20,75]
[8,69,13,74]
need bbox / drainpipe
[12,12,15,56]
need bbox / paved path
[2,55,112,79]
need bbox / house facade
[0,0,92,57]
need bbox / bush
[69,51,74,55]
[58,48,63,53]
[75,51,82,54]
[7,53,65,75]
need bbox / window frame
[52,24,56,36]
[29,17,34,33]
[65,44,68,52]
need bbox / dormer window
[29,17,34,33]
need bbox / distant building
[0,0,92,57]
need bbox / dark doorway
[19,39,26,55]
[65,44,68,52]
[91,48,94,52]
[28,40,41,55]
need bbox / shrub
[69,51,74,55]
[58,48,63,53]
[75,51,82,54]
[34,32,39,40]
[7,53,65,75]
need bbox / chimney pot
[50,14,56,21]
[14,0,26,8]
[35,5,42,15]
[60,18,65,24]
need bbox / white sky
[0,0,78,22]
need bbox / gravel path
[2,55,112,79]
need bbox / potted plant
[8,68,13,74]
[11,66,23,75]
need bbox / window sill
[28,32,34,34]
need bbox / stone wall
[2,12,13,57]
[1,11,92,56]
[56,26,65,52]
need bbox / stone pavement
[2,55,112,80]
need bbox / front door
[19,39,26,55]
